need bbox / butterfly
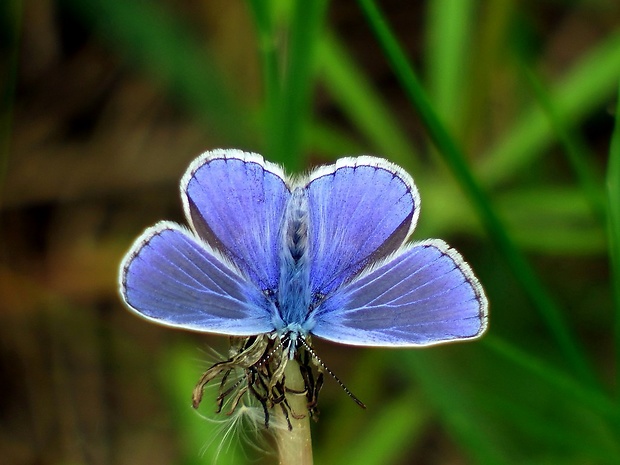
[119,149,488,359]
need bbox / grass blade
[317,32,420,171]
[402,351,508,464]
[268,0,328,170]
[424,0,475,132]
[521,65,606,223]
[246,0,280,151]
[357,0,599,388]
[329,392,428,465]
[483,336,620,428]
[481,31,620,186]
[609,80,620,395]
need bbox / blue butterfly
[119,149,488,356]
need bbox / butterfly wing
[182,149,290,292]
[119,222,275,335]
[305,157,419,296]
[309,240,488,346]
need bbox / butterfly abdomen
[276,187,312,333]
[285,188,309,263]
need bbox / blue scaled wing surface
[310,240,488,346]
[182,150,290,292]
[305,157,420,297]
[119,222,275,335]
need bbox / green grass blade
[403,352,508,464]
[268,0,328,171]
[357,0,599,388]
[480,31,620,186]
[329,392,428,465]
[246,0,280,151]
[497,186,606,255]
[483,336,620,428]
[476,389,620,462]
[522,65,606,223]
[424,0,475,131]
[609,80,620,395]
[317,32,420,171]
[458,1,513,154]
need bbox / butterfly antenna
[298,337,366,409]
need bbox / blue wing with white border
[310,240,488,346]
[119,222,275,335]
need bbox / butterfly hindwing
[310,240,488,346]
[120,222,275,335]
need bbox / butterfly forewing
[310,240,488,346]
[305,157,419,297]
[182,150,290,292]
[120,222,275,335]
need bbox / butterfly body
[120,149,488,353]
[276,186,313,342]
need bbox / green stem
[275,359,313,465]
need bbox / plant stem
[275,359,313,465]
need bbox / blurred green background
[2,0,620,463]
